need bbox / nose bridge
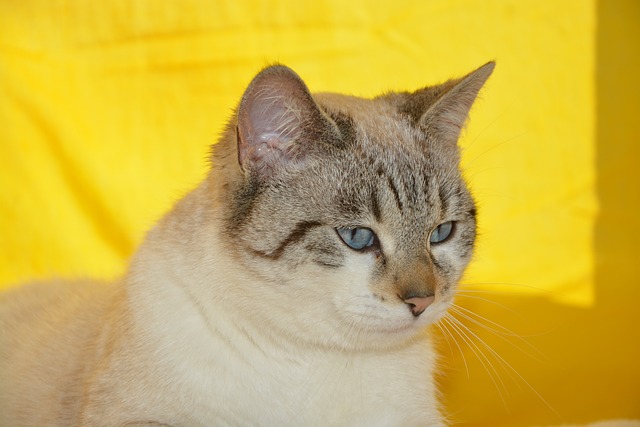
[395,253,437,298]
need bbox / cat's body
[0,63,494,426]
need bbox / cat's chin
[371,310,446,338]
[327,324,432,352]
[325,301,451,351]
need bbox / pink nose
[403,295,435,317]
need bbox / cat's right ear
[236,65,336,179]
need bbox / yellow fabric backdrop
[0,0,638,425]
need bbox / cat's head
[211,63,493,351]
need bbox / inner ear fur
[236,65,340,179]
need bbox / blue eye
[336,227,376,250]
[430,221,454,244]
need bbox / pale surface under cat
[0,63,495,426]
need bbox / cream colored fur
[0,64,497,426]
[0,182,441,426]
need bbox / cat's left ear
[408,62,495,145]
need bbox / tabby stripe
[438,185,450,213]
[404,173,418,205]
[386,175,404,212]
[314,259,343,268]
[370,186,382,222]
[304,243,344,269]
[253,221,322,260]
[331,111,357,148]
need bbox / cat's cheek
[330,252,377,309]
[431,244,473,283]
[330,255,396,317]
[325,254,420,338]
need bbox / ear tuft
[236,65,334,178]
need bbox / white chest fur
[105,260,443,427]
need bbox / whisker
[450,305,520,337]
[459,281,550,292]
[447,313,561,419]
[463,100,520,152]
[463,132,528,172]
[452,304,531,338]
[458,281,563,299]
[447,314,519,405]
[442,314,510,409]
[435,320,470,379]
[455,293,522,315]
[447,313,520,387]
[435,322,455,359]
[450,305,547,362]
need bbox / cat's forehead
[315,92,405,129]
[314,92,428,162]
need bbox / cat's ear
[408,62,495,145]
[236,65,336,178]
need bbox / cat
[0,61,494,427]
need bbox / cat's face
[214,64,493,351]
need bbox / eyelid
[430,221,455,244]
[336,226,381,253]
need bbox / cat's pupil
[337,227,376,250]
[430,221,454,244]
